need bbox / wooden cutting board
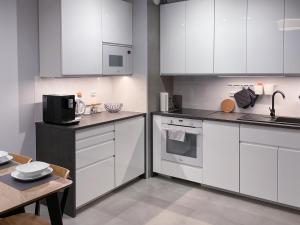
[221,99,235,113]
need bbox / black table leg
[46,193,63,225]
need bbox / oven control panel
[161,117,202,128]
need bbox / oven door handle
[161,124,202,135]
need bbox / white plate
[11,167,53,181]
[16,161,50,177]
[0,155,13,165]
[0,151,8,160]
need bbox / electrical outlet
[91,92,97,98]
[229,90,237,97]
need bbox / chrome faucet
[270,90,285,118]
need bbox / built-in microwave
[102,43,133,75]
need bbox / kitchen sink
[238,114,276,123]
[275,116,300,125]
[238,114,300,125]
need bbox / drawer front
[76,124,114,141]
[76,157,115,208]
[161,160,203,184]
[76,140,114,169]
[240,124,300,149]
[76,132,114,150]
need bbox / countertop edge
[152,111,300,130]
[36,112,146,130]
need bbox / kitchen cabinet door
[115,117,145,187]
[240,143,278,201]
[102,0,132,45]
[76,157,115,207]
[186,0,214,74]
[284,0,300,74]
[203,121,240,192]
[160,2,186,75]
[278,147,300,207]
[247,0,284,74]
[61,0,102,75]
[214,0,247,74]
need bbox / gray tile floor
[32,176,300,225]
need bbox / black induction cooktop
[159,108,216,119]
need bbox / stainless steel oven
[161,117,203,168]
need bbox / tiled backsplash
[174,76,300,117]
[34,76,114,121]
[34,75,147,121]
[35,76,114,105]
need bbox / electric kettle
[75,92,86,116]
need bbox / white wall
[174,76,300,117]
[0,0,37,157]
[147,0,173,113]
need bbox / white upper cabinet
[214,0,247,74]
[61,0,102,75]
[160,0,300,75]
[160,2,186,74]
[186,0,214,74]
[102,0,133,45]
[284,0,300,74]
[39,0,102,77]
[203,121,240,192]
[247,0,284,74]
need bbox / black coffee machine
[43,95,80,125]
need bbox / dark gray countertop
[152,109,216,119]
[36,111,146,130]
[152,109,300,130]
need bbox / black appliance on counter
[43,95,79,125]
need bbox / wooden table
[0,162,72,225]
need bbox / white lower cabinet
[75,116,145,208]
[240,143,278,201]
[278,147,300,207]
[76,157,115,208]
[203,121,240,192]
[76,141,114,169]
[115,117,145,187]
[153,118,300,209]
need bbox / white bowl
[16,161,50,178]
[0,151,8,161]
[12,167,53,181]
[0,155,13,165]
[104,103,123,113]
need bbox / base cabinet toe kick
[36,116,145,217]
[153,115,300,210]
